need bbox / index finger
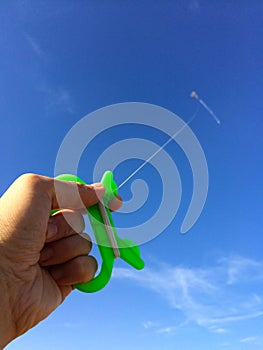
[51,179,105,211]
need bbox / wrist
[0,261,16,348]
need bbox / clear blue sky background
[1,1,263,349]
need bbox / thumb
[0,174,105,242]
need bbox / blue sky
[1,1,263,349]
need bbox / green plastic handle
[55,171,144,293]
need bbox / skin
[0,174,121,348]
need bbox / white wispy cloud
[157,326,177,334]
[240,336,261,345]
[188,0,200,12]
[208,326,228,334]
[220,256,263,285]
[48,87,75,114]
[142,319,188,335]
[38,83,75,114]
[142,321,159,329]
[25,34,46,59]
[113,255,263,333]
[204,311,263,325]
[25,33,75,115]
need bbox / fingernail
[91,183,105,197]
[47,223,57,240]
[108,195,122,211]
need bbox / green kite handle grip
[55,171,144,293]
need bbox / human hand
[0,174,121,348]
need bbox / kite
[190,91,221,124]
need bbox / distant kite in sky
[190,91,221,125]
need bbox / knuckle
[61,210,85,235]
[63,234,90,255]
[16,173,45,188]
[80,236,92,254]
[78,214,85,233]
[72,211,85,233]
[79,232,92,245]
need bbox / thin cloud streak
[113,255,263,332]
[38,82,75,115]
[25,34,75,115]
[25,34,46,59]
[188,0,200,12]
[240,336,261,345]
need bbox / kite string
[118,105,200,189]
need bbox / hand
[0,174,121,348]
